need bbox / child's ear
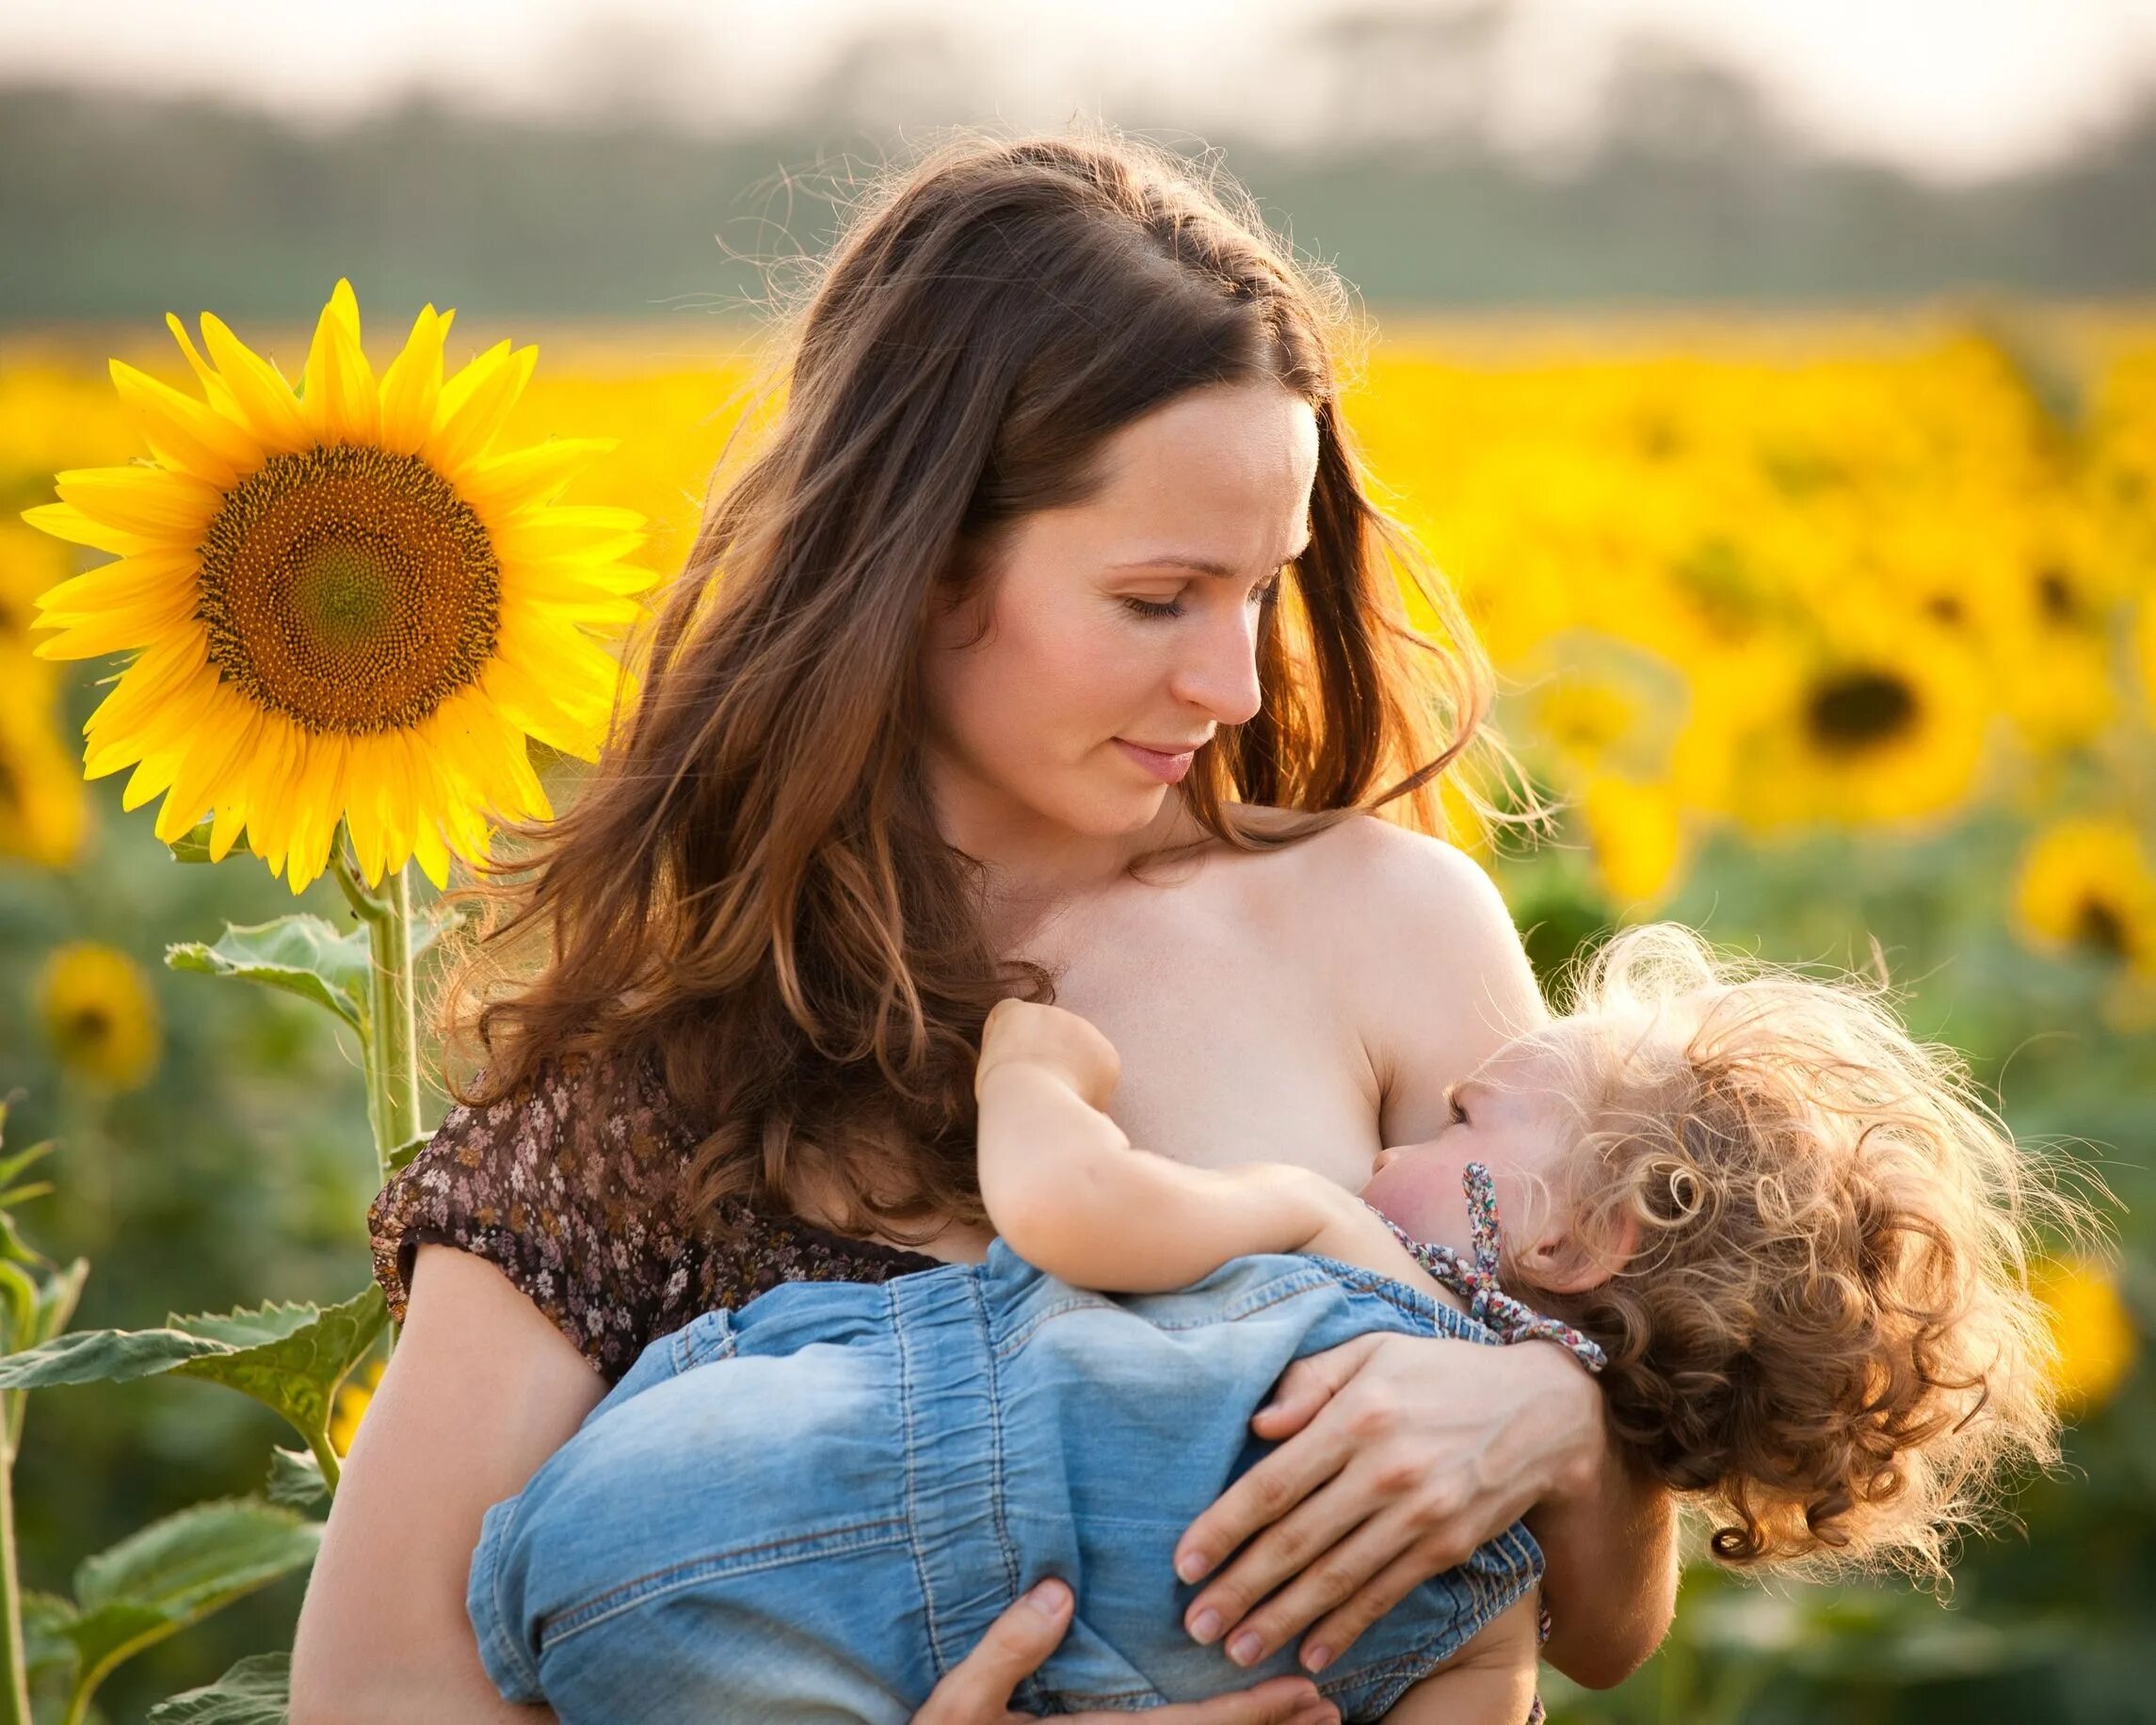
[1518,1207,1640,1297]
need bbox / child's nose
[1371,1147,1398,1174]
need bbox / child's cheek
[1360,1150,1476,1256]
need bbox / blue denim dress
[468,1237,1543,1721]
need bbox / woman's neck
[931,780,1212,955]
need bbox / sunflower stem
[0,1423,30,1725]
[332,828,420,1368]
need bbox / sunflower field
[0,300,2149,1721]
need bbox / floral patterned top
[365,1045,945,1385]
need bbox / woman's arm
[289,1245,606,1723]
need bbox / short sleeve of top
[366,1046,944,1385]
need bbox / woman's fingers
[1174,1334,1382,1585]
[910,1578,1073,1722]
[1206,1502,1442,1673]
[909,1581,1342,1725]
[1242,1333,1378,1444]
[1295,1543,1447,1674]
[1117,1678,1340,1725]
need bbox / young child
[465,924,2069,1723]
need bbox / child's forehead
[1466,1034,1569,1093]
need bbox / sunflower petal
[457,436,619,516]
[56,465,224,543]
[165,313,245,421]
[21,500,157,557]
[410,819,452,890]
[425,343,539,476]
[301,280,381,446]
[154,701,258,846]
[199,313,314,455]
[378,305,453,456]
[33,580,202,659]
[109,359,264,488]
[34,547,199,621]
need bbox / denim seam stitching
[893,1276,953,1676]
[990,1269,1345,1362]
[475,1501,545,1700]
[537,1516,911,1649]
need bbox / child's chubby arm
[1382,1594,1541,1725]
[973,999,1429,1295]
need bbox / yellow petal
[425,343,538,476]
[301,281,381,446]
[208,792,249,862]
[165,313,245,421]
[199,312,313,455]
[411,819,452,890]
[109,359,264,489]
[56,465,223,544]
[21,501,157,557]
[33,547,200,623]
[33,579,201,659]
[378,305,453,456]
[456,436,617,516]
[493,505,647,569]
[153,701,258,846]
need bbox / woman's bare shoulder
[1229,804,1501,924]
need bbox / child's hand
[976,999,1123,1109]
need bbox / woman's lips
[1115,738,1200,784]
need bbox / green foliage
[0,1289,384,1460]
[35,1501,317,1725]
[143,1652,291,1724]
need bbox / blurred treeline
[6,28,2156,323]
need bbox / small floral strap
[1362,1161,1608,1375]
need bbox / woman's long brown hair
[428,124,1508,1248]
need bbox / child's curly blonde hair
[1514,924,2084,1582]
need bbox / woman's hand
[911,1578,1340,1725]
[1170,1331,1602,1676]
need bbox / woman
[290,126,1677,1723]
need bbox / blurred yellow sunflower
[23,280,659,894]
[2033,1255,2138,1416]
[2014,816,2156,974]
[329,1355,387,1458]
[1579,773,1687,905]
[0,654,90,868]
[1679,622,1988,833]
[36,940,161,1090]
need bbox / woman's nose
[1167,603,1264,726]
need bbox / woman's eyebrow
[1109,535,1313,579]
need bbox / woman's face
[919,379,1320,863]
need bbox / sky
[6,0,2156,183]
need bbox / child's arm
[1382,1595,1541,1725]
[973,999,1389,1294]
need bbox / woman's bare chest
[1028,876,1381,1194]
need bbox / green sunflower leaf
[0,1286,386,1445]
[21,1588,80,1679]
[145,1651,294,1724]
[165,915,373,1030]
[60,1500,319,1715]
[166,815,221,863]
[264,1443,329,1509]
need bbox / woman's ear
[1517,1205,1640,1297]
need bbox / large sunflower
[24,281,657,893]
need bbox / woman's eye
[1122,595,1184,620]
[1449,1094,1469,1126]
[1250,576,1284,608]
